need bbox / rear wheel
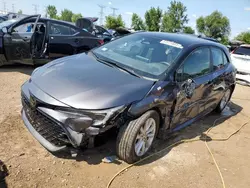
[116,110,159,164]
[215,88,232,113]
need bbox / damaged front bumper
[21,84,126,153]
[236,72,250,86]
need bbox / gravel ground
[0,65,250,188]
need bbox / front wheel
[116,110,159,164]
[215,88,232,113]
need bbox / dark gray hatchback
[21,32,236,163]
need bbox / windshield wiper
[91,52,143,78]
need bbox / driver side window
[12,22,34,33]
[176,47,211,82]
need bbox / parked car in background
[0,15,103,66]
[21,32,236,163]
[0,16,7,23]
[75,17,130,42]
[231,44,250,85]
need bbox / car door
[206,47,230,110]
[3,15,40,63]
[48,21,100,59]
[171,47,213,129]
[48,21,82,59]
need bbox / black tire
[116,110,160,164]
[215,88,232,113]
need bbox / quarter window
[211,47,224,70]
[222,52,229,65]
[176,47,210,82]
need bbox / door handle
[50,37,54,40]
[23,37,30,41]
[74,39,80,44]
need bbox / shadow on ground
[54,101,243,165]
[0,160,8,188]
[0,64,36,76]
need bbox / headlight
[55,105,126,128]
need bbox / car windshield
[233,46,250,56]
[0,19,17,29]
[92,33,183,79]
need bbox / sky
[4,0,250,38]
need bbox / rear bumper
[22,109,67,152]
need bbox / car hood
[31,53,155,109]
[231,54,250,74]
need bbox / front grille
[22,95,70,147]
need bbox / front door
[4,15,40,63]
[171,47,212,130]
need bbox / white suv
[231,44,250,85]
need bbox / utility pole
[3,1,6,13]
[110,7,118,17]
[12,3,15,13]
[98,4,106,26]
[32,4,39,14]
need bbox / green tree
[196,11,230,41]
[17,9,22,14]
[131,13,146,30]
[72,13,83,23]
[105,15,125,29]
[183,26,195,34]
[161,0,188,32]
[145,7,162,31]
[46,5,57,19]
[235,32,250,44]
[60,9,73,22]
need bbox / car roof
[135,32,226,49]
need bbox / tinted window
[93,34,183,79]
[211,48,224,70]
[233,47,250,56]
[49,23,71,35]
[70,27,79,35]
[177,48,210,81]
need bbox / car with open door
[75,17,132,43]
[0,15,103,66]
[21,32,236,163]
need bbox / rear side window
[49,23,71,35]
[211,48,224,71]
[70,27,79,35]
[176,47,210,81]
[233,47,250,56]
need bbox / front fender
[128,81,177,128]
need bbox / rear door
[171,47,212,129]
[205,47,230,110]
[3,15,40,63]
[48,21,100,59]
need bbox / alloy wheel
[134,118,156,157]
[220,89,231,110]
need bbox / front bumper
[22,109,67,152]
[236,72,250,86]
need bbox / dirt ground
[0,65,250,188]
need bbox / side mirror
[181,78,196,99]
[2,27,8,34]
